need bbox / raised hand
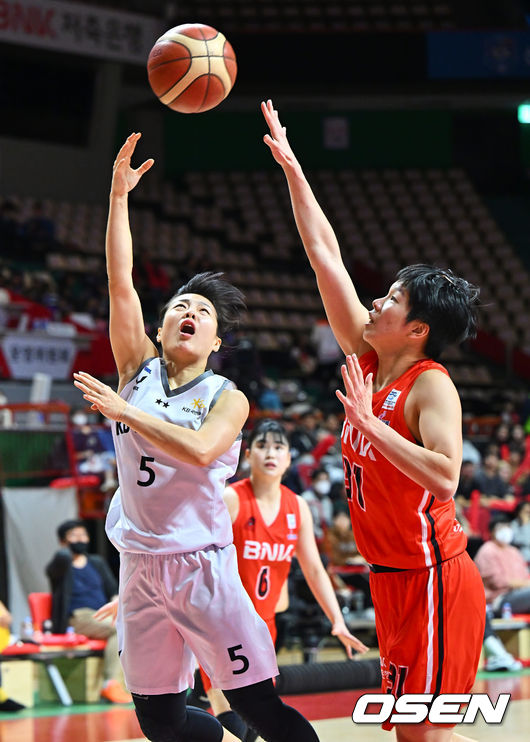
[336,354,375,434]
[110,132,154,198]
[261,99,297,169]
[73,371,128,421]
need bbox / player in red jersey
[262,100,485,742]
[201,418,368,740]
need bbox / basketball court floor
[0,668,528,741]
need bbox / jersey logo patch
[242,540,295,562]
[286,513,296,529]
[245,517,256,528]
[382,389,401,411]
[192,397,205,410]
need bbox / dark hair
[247,419,289,448]
[311,467,328,481]
[57,519,86,541]
[161,272,245,338]
[488,514,511,534]
[396,264,480,360]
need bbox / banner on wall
[0,0,163,64]
[1,334,77,380]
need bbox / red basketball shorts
[369,550,485,730]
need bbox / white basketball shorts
[116,544,279,694]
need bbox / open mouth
[180,321,195,336]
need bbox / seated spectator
[301,468,334,543]
[71,408,117,492]
[511,501,530,563]
[474,515,530,617]
[23,200,56,258]
[0,601,25,711]
[462,433,482,467]
[474,453,512,505]
[482,607,522,672]
[324,505,372,613]
[455,459,481,504]
[289,408,320,460]
[45,519,131,704]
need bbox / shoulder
[410,367,459,406]
[211,386,249,414]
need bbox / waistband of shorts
[369,551,466,574]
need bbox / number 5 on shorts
[228,644,250,675]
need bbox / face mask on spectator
[69,542,89,555]
[495,527,513,545]
[314,480,331,496]
[72,413,88,426]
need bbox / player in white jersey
[73,133,321,742]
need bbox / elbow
[192,446,216,468]
[432,477,458,503]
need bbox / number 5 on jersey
[137,455,156,487]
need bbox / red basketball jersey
[341,351,467,569]
[231,478,300,624]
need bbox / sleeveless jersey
[231,478,300,623]
[341,351,467,570]
[105,358,240,554]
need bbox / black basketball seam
[198,27,212,112]
[158,29,231,111]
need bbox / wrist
[117,402,130,423]
[109,192,128,204]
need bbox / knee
[132,693,180,742]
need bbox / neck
[373,347,428,392]
[72,554,87,567]
[163,357,207,389]
[249,473,282,503]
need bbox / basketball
[147,23,237,114]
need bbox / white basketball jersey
[105,358,241,554]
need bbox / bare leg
[208,687,231,716]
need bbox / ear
[212,337,222,353]
[244,448,250,460]
[409,321,429,341]
[156,327,162,343]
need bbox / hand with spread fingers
[111,132,154,198]
[261,99,298,170]
[73,372,127,422]
[336,354,375,434]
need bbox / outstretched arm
[106,133,157,387]
[261,100,370,356]
[73,372,249,467]
[295,497,369,658]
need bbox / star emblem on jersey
[155,399,162,405]
[192,398,205,410]
[163,402,169,408]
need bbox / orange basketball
[147,23,237,114]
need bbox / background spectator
[45,519,131,704]
[474,515,530,616]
